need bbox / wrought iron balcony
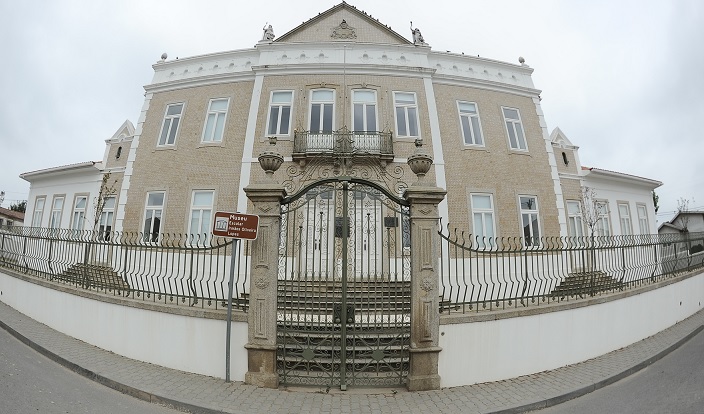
[293,129,394,163]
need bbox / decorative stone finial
[258,137,283,181]
[407,139,433,185]
[159,53,167,63]
[519,56,526,65]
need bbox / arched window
[562,151,569,166]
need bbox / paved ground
[530,330,704,413]
[0,328,182,414]
[1,300,703,414]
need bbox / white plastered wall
[438,271,704,387]
[0,271,248,381]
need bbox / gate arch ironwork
[276,177,411,389]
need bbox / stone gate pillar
[242,148,285,388]
[404,140,446,391]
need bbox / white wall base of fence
[3,268,704,389]
[0,271,248,381]
[438,271,704,387]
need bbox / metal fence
[0,226,251,311]
[3,224,704,315]
[438,227,704,314]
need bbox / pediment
[550,127,577,148]
[275,2,411,45]
[108,120,135,142]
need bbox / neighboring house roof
[658,221,683,232]
[19,161,102,181]
[581,166,663,188]
[0,207,25,222]
[657,210,704,233]
[276,2,411,45]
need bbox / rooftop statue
[261,23,275,41]
[410,21,426,45]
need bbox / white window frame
[265,90,294,137]
[99,196,116,241]
[157,103,184,146]
[519,195,541,246]
[201,98,229,143]
[596,201,612,237]
[458,101,484,147]
[71,195,88,231]
[143,192,165,242]
[188,190,214,244]
[49,196,65,229]
[566,200,584,238]
[393,92,420,138]
[618,202,633,235]
[470,193,496,247]
[637,204,649,235]
[309,89,335,133]
[502,107,528,151]
[352,89,377,132]
[32,196,46,227]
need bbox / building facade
[21,3,661,241]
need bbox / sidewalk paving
[1,300,702,414]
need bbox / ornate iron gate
[277,178,411,389]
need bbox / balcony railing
[293,130,394,162]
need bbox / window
[470,193,496,247]
[201,98,229,143]
[189,190,214,244]
[143,192,165,242]
[502,107,527,151]
[637,204,649,234]
[352,90,377,132]
[71,195,88,231]
[394,92,419,138]
[458,102,484,146]
[266,91,293,136]
[49,196,64,229]
[596,201,611,237]
[32,197,45,227]
[309,90,334,133]
[6,220,12,227]
[157,103,184,146]
[618,202,632,235]
[99,197,115,241]
[567,201,584,238]
[519,195,540,246]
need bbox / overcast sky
[1,0,702,223]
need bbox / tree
[10,200,26,213]
[676,197,691,233]
[93,173,118,232]
[652,190,659,213]
[0,190,4,207]
[578,186,603,240]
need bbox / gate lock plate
[333,303,355,324]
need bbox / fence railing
[0,226,251,311]
[438,227,704,314]
[3,225,704,315]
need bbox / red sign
[212,212,259,240]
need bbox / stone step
[56,264,131,293]
[550,272,622,297]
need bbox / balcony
[292,129,394,164]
